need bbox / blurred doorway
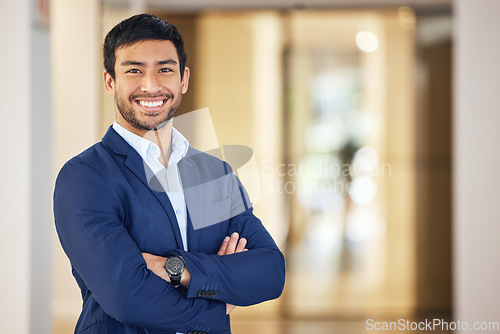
[282,9,419,319]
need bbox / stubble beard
[115,91,182,132]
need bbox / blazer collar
[102,125,134,156]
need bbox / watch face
[166,257,184,275]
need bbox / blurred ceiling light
[353,145,379,176]
[398,6,416,30]
[348,175,378,205]
[305,120,346,152]
[345,207,385,242]
[356,30,379,53]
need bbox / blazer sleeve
[54,160,227,333]
[178,165,286,306]
[178,209,286,306]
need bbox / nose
[141,72,161,93]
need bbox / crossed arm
[142,232,248,315]
[54,160,285,332]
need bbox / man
[54,13,285,334]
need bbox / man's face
[104,40,189,134]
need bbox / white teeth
[139,100,164,108]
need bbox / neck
[147,124,172,167]
[117,118,173,167]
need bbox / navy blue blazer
[54,126,286,334]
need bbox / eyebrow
[120,59,178,66]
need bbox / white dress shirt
[112,121,190,251]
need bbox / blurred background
[1,0,499,333]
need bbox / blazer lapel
[103,126,185,250]
[178,154,203,252]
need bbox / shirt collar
[112,121,189,167]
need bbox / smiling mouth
[136,99,167,108]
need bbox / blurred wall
[51,0,101,326]
[194,11,286,245]
[415,16,452,313]
[192,12,287,320]
[0,0,52,333]
[454,0,500,325]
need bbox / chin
[141,117,171,131]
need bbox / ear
[181,67,190,94]
[104,70,115,96]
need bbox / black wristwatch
[164,255,186,288]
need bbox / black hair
[103,13,186,79]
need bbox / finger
[217,236,230,256]
[225,232,239,254]
[235,238,247,253]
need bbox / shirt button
[175,209,182,215]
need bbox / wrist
[180,268,191,287]
[164,255,187,288]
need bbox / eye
[160,68,173,73]
[127,69,141,74]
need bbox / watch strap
[170,274,182,288]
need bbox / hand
[226,303,237,315]
[218,232,248,314]
[141,253,191,287]
[218,232,248,256]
